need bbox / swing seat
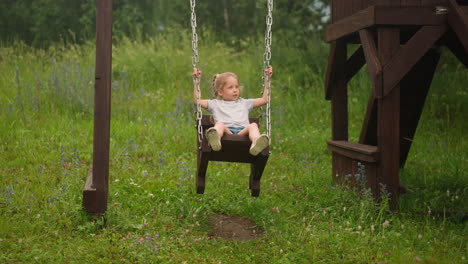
[196,115,269,196]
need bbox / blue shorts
[227,126,245,135]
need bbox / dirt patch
[210,215,264,241]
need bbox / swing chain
[263,0,273,141]
[190,0,203,147]
[190,0,199,68]
[263,0,273,68]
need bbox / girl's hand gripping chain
[264,65,273,79]
[193,68,202,78]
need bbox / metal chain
[190,0,203,147]
[263,0,273,142]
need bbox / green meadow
[0,31,466,263]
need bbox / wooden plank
[196,150,209,194]
[326,42,364,99]
[205,147,269,163]
[326,44,364,100]
[330,40,348,141]
[377,27,400,209]
[325,42,339,100]
[359,93,378,145]
[328,140,379,156]
[359,29,383,98]
[377,0,398,4]
[375,6,447,25]
[399,49,440,167]
[327,140,379,162]
[448,0,468,51]
[326,6,375,42]
[345,46,366,83]
[382,25,447,97]
[83,0,113,214]
[250,154,269,196]
[326,5,447,42]
[400,0,421,5]
[420,0,444,5]
[328,146,377,163]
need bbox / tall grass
[0,30,466,263]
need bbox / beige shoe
[249,134,269,156]
[206,127,221,151]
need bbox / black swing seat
[196,115,269,196]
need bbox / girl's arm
[253,65,273,108]
[193,68,208,109]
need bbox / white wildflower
[382,220,390,228]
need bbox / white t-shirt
[207,98,254,127]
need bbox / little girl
[193,66,272,156]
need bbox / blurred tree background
[0,0,330,47]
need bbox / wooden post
[328,39,349,185]
[330,40,348,141]
[377,28,400,209]
[83,0,113,214]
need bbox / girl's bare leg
[238,122,260,142]
[213,122,230,137]
[238,123,269,155]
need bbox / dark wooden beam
[345,46,366,83]
[83,0,113,214]
[444,31,468,68]
[326,6,448,42]
[377,28,400,209]
[325,41,339,100]
[326,6,375,43]
[325,43,365,100]
[329,40,348,141]
[250,155,269,196]
[382,25,447,97]
[327,140,379,163]
[325,41,343,100]
[359,93,378,146]
[448,0,468,51]
[359,29,383,98]
[196,147,209,194]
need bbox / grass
[0,30,467,263]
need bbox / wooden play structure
[325,0,468,207]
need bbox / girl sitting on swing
[193,66,273,156]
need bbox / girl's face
[218,76,240,101]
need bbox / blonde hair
[212,72,240,99]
